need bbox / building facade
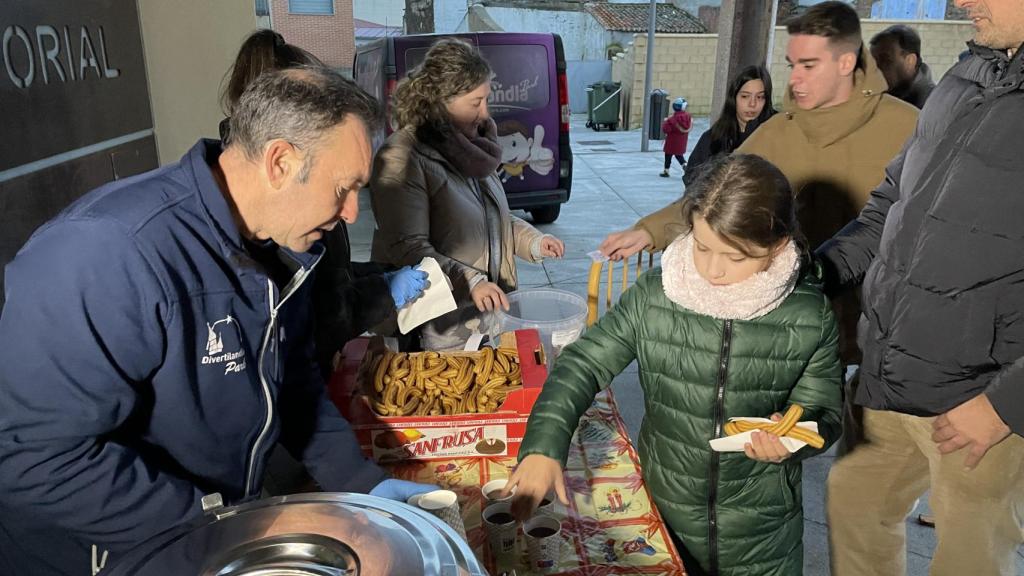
[270,0,356,72]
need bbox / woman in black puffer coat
[684,66,776,186]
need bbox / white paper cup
[482,501,519,557]
[409,489,467,541]
[524,514,563,572]
[481,478,515,504]
[535,492,556,515]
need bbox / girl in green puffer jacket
[506,154,843,576]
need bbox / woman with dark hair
[219,29,324,140]
[370,39,565,350]
[683,65,776,186]
[221,30,428,377]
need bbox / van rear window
[404,44,550,113]
[355,46,385,102]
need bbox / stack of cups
[407,489,468,541]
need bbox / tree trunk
[405,0,435,33]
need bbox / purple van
[354,32,572,223]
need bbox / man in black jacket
[818,0,1024,573]
[870,24,936,109]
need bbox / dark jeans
[664,153,686,170]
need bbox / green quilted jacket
[519,268,842,576]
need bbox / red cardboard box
[328,330,548,462]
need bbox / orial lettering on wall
[3,24,120,88]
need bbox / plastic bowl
[488,288,587,360]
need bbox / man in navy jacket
[0,67,431,574]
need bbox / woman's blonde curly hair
[392,38,492,134]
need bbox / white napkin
[397,257,458,335]
[708,417,820,453]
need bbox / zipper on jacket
[244,262,317,497]
[247,278,278,497]
[708,319,733,576]
[470,177,501,283]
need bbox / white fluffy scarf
[661,233,801,321]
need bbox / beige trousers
[827,408,1024,576]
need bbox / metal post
[765,0,781,67]
[639,0,657,152]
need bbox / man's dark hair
[870,24,923,59]
[229,66,382,181]
[786,1,863,61]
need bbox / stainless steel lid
[105,493,487,576]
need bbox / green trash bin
[585,81,621,131]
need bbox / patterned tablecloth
[384,390,687,575]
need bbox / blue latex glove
[384,266,429,309]
[369,478,439,502]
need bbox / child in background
[660,97,692,178]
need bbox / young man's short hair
[787,1,863,63]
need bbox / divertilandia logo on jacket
[203,315,247,375]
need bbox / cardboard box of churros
[328,330,548,462]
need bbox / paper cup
[535,492,556,515]
[524,514,562,572]
[482,501,519,557]
[481,479,515,504]
[409,489,467,541]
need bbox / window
[354,46,384,101]
[255,0,269,16]
[288,0,333,15]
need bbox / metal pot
[104,493,487,576]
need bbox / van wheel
[529,205,561,224]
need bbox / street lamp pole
[765,0,781,68]
[639,0,657,152]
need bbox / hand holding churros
[709,404,825,454]
[724,404,825,449]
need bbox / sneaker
[659,171,669,178]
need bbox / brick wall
[615,19,975,125]
[614,33,719,124]
[271,0,356,72]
